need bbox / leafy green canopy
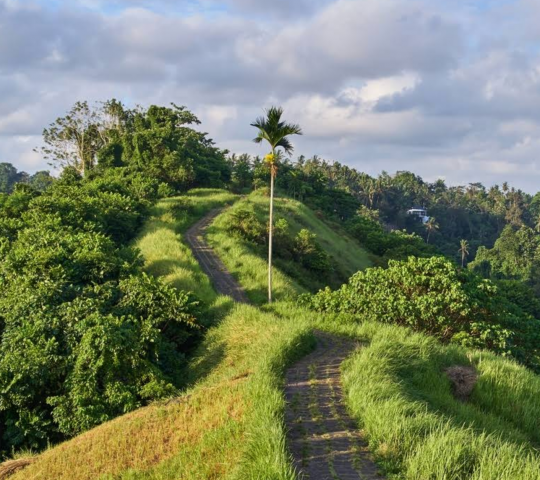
[301,256,540,371]
[39,100,231,192]
[470,225,540,291]
[0,168,201,455]
[0,163,54,194]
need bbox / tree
[458,239,470,267]
[38,101,104,175]
[251,106,302,303]
[425,217,439,244]
[30,170,55,191]
[0,163,27,193]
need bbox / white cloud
[1,0,540,192]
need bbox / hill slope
[207,189,373,303]
[8,189,540,480]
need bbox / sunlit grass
[296,311,540,479]
[134,188,237,307]
[207,189,373,304]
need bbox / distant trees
[469,225,540,292]
[0,162,54,194]
[0,162,25,193]
[251,106,302,303]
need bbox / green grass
[10,303,314,480]
[134,188,237,307]
[290,309,540,480]
[207,189,373,304]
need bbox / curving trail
[284,332,383,480]
[185,209,249,304]
[186,209,382,479]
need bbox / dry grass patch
[11,382,247,480]
[0,458,35,479]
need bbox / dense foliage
[0,163,54,194]
[39,100,231,190]
[0,100,234,455]
[301,257,540,371]
[469,225,540,292]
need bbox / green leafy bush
[293,229,332,273]
[226,207,266,244]
[346,215,436,261]
[0,169,201,455]
[301,256,540,370]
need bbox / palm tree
[425,217,439,244]
[458,239,470,267]
[251,106,302,303]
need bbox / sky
[2,0,540,192]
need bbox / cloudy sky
[2,0,540,192]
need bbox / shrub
[226,207,266,244]
[301,256,540,370]
[293,229,332,273]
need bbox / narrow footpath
[185,209,249,303]
[186,209,382,479]
[285,333,382,479]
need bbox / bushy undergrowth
[346,214,438,262]
[0,170,204,455]
[302,256,540,371]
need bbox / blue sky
[2,0,540,192]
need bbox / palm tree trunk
[268,166,275,303]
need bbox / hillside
[8,188,540,480]
[207,189,373,303]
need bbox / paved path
[284,332,383,480]
[185,209,250,304]
[185,210,381,479]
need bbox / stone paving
[284,332,383,480]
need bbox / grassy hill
[207,189,373,304]
[7,188,540,480]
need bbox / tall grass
[306,315,540,479]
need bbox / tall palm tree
[425,217,439,244]
[458,239,470,267]
[251,106,302,303]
